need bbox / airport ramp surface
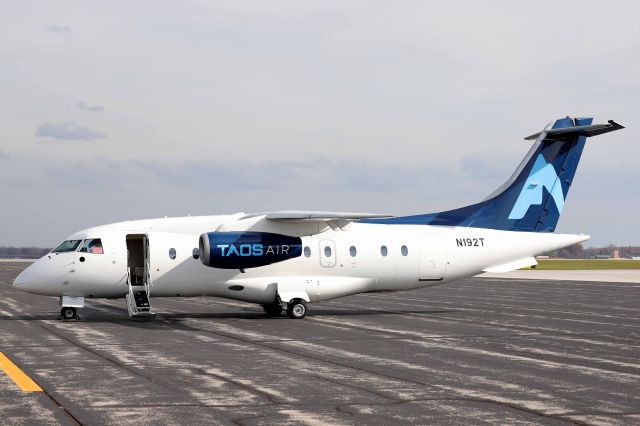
[0,262,639,425]
[479,269,640,283]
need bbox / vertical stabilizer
[367,117,623,232]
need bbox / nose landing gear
[60,307,79,320]
[59,296,83,320]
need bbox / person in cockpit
[75,238,103,254]
[87,239,103,254]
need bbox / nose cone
[13,261,48,294]
[13,266,33,287]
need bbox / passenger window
[304,246,311,258]
[192,248,200,260]
[324,246,332,257]
[380,245,388,257]
[79,239,103,254]
[349,246,357,257]
[169,248,176,260]
[401,245,408,256]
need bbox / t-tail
[370,117,624,232]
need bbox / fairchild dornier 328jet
[14,117,623,320]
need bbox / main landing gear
[261,303,283,316]
[261,299,308,319]
[286,300,307,319]
[60,307,79,320]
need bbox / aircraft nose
[12,262,47,294]
[13,258,66,296]
[13,264,34,288]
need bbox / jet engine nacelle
[199,231,302,269]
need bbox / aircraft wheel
[60,307,77,320]
[286,300,307,319]
[262,303,283,316]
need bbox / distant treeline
[0,246,52,259]
[551,244,640,259]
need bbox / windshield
[52,240,83,253]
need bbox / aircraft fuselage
[14,215,587,305]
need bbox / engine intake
[199,231,302,269]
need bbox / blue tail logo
[508,154,564,220]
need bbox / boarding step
[126,285,155,318]
[133,289,150,308]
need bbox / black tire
[262,303,283,316]
[61,307,77,320]
[286,300,307,319]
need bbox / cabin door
[418,235,446,281]
[126,234,149,289]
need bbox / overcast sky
[0,1,638,247]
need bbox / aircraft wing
[229,210,394,232]
[243,210,394,222]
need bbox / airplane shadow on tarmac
[157,308,455,320]
[0,308,456,325]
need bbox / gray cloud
[128,157,458,196]
[35,122,106,141]
[0,149,10,161]
[0,152,637,247]
[1,1,638,246]
[44,25,71,34]
[76,101,105,112]
[59,156,498,214]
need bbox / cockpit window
[79,239,104,254]
[52,240,83,253]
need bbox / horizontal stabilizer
[482,256,537,273]
[525,120,624,141]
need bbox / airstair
[126,235,155,318]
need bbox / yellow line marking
[0,352,42,392]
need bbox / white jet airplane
[13,117,623,320]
